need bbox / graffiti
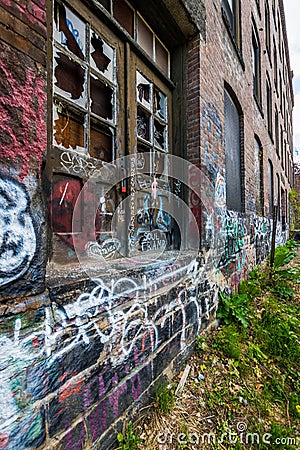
[201,103,222,181]
[217,210,248,281]
[42,259,216,364]
[0,47,47,178]
[250,215,271,265]
[60,151,99,177]
[140,230,167,252]
[215,171,226,208]
[86,238,121,259]
[129,193,171,250]
[0,176,36,287]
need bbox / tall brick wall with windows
[198,0,293,287]
[0,0,294,448]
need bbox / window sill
[46,250,196,303]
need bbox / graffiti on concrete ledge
[0,176,36,287]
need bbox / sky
[284,0,300,163]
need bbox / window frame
[252,22,261,106]
[222,0,243,66]
[266,72,273,139]
[224,86,244,212]
[265,1,271,60]
[254,135,264,215]
[47,0,179,267]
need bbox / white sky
[284,0,300,163]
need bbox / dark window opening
[224,88,243,212]
[268,159,274,215]
[266,74,272,138]
[254,137,264,215]
[252,25,261,104]
[222,0,241,50]
[113,0,134,37]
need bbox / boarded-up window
[254,137,264,215]
[268,159,274,215]
[224,89,242,212]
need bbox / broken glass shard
[90,75,113,120]
[91,31,114,81]
[154,120,166,149]
[136,72,151,110]
[54,2,85,59]
[154,88,167,120]
[137,107,151,141]
[54,50,86,105]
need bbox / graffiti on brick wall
[0,176,36,287]
[201,103,223,182]
[44,260,217,364]
[250,215,271,265]
[0,256,218,448]
[0,52,46,178]
[216,210,248,284]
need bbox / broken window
[49,0,174,267]
[133,68,172,253]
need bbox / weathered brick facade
[0,0,293,448]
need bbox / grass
[117,242,300,449]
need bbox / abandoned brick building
[0,0,294,448]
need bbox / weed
[117,421,141,450]
[195,335,206,352]
[212,324,242,359]
[217,292,251,328]
[154,377,175,414]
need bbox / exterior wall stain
[0,41,47,179]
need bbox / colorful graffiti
[0,176,36,287]
[201,103,223,182]
[0,254,218,448]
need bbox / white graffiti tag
[0,177,36,287]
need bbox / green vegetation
[118,242,300,449]
[289,189,300,230]
[154,377,176,414]
[117,421,142,450]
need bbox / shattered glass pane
[136,72,151,110]
[137,15,153,58]
[137,107,151,141]
[53,103,85,151]
[155,38,169,75]
[90,75,113,120]
[90,31,114,81]
[113,0,134,37]
[153,88,167,120]
[54,50,86,106]
[90,122,113,162]
[54,2,86,59]
[154,120,166,149]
